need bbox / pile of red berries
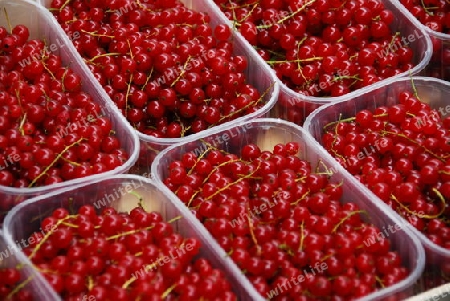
[322,91,450,248]
[48,0,266,138]
[0,24,128,188]
[17,205,237,300]
[162,141,409,299]
[213,0,415,97]
[321,90,450,285]
[399,0,450,34]
[398,0,450,80]
[0,267,33,301]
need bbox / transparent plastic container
[391,0,450,81]
[2,174,254,300]
[0,229,55,300]
[207,0,433,126]
[151,118,425,301]
[0,0,140,219]
[303,76,450,290]
[38,0,280,174]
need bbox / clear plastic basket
[151,118,425,301]
[303,76,450,290]
[390,0,450,81]
[2,174,255,300]
[207,0,433,125]
[0,0,140,220]
[38,0,280,173]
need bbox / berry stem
[324,113,388,129]
[291,190,310,206]
[41,58,57,80]
[202,159,241,184]
[171,56,192,87]
[388,32,401,49]
[6,274,35,299]
[3,8,12,33]
[122,260,159,289]
[375,276,385,288]
[332,210,367,233]
[141,67,154,91]
[59,0,73,12]
[266,57,323,65]
[62,157,82,166]
[125,73,134,117]
[410,76,422,101]
[80,29,114,38]
[233,3,258,26]
[87,276,94,290]
[186,146,213,176]
[106,225,155,241]
[18,113,27,136]
[28,137,86,187]
[212,81,276,126]
[298,221,305,251]
[381,130,447,161]
[204,162,260,201]
[167,215,182,223]
[256,0,317,29]
[390,190,445,219]
[246,202,261,256]
[86,52,121,63]
[28,215,73,259]
[420,0,436,15]
[161,283,177,298]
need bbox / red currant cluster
[17,205,237,301]
[163,142,409,299]
[0,24,128,188]
[400,0,450,34]
[399,0,450,80]
[48,0,265,138]
[322,90,450,281]
[0,267,33,301]
[214,0,415,97]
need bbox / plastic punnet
[2,174,254,300]
[207,0,433,125]
[38,0,279,173]
[0,0,139,221]
[152,118,425,301]
[303,76,450,290]
[390,0,450,81]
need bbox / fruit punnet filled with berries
[399,0,449,34]
[162,141,410,299]
[47,0,268,139]
[16,205,237,301]
[0,266,34,301]
[398,0,450,80]
[321,89,450,285]
[213,0,416,97]
[0,24,129,188]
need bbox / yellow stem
[28,138,85,187]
